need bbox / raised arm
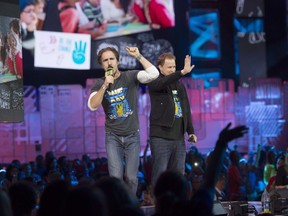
[125,46,159,84]
[148,55,195,91]
[203,123,249,199]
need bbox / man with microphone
[87,45,159,196]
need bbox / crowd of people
[57,0,175,34]
[1,134,288,216]
[0,112,288,216]
[0,122,257,216]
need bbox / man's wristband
[136,54,142,61]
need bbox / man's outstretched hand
[217,122,248,147]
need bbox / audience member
[58,156,70,175]
[8,181,38,216]
[266,154,285,192]
[64,185,108,216]
[0,189,13,216]
[275,148,288,188]
[37,180,70,216]
[2,163,20,191]
[95,176,142,216]
[263,149,276,186]
[227,150,246,201]
[214,172,227,201]
[185,123,248,215]
[20,163,41,184]
[35,155,46,177]
[153,170,190,216]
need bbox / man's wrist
[136,54,142,61]
[101,85,107,91]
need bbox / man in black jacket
[148,53,197,187]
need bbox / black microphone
[105,66,114,77]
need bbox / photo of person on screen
[20,0,37,44]
[100,0,134,24]
[58,0,80,33]
[0,33,7,75]
[6,19,23,80]
[132,0,175,29]
[0,18,23,82]
[58,0,107,39]
[34,0,46,30]
[81,0,104,25]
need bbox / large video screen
[42,0,175,40]
[0,3,24,122]
[189,9,221,60]
[91,30,175,69]
[21,0,191,87]
[21,0,176,70]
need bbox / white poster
[34,30,91,70]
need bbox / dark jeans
[150,137,186,187]
[105,131,140,195]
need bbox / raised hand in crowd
[217,122,249,147]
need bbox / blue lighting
[189,10,220,59]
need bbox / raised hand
[181,55,195,75]
[217,122,248,146]
[125,46,140,58]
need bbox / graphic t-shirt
[150,84,184,140]
[172,89,183,118]
[91,70,139,136]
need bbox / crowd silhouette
[1,123,288,216]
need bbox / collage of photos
[38,0,175,40]
[19,0,176,71]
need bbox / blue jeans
[105,131,140,195]
[150,137,186,187]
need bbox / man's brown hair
[157,53,176,67]
[97,47,120,64]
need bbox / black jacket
[148,71,194,136]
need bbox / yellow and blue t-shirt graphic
[105,87,133,119]
[172,90,183,118]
